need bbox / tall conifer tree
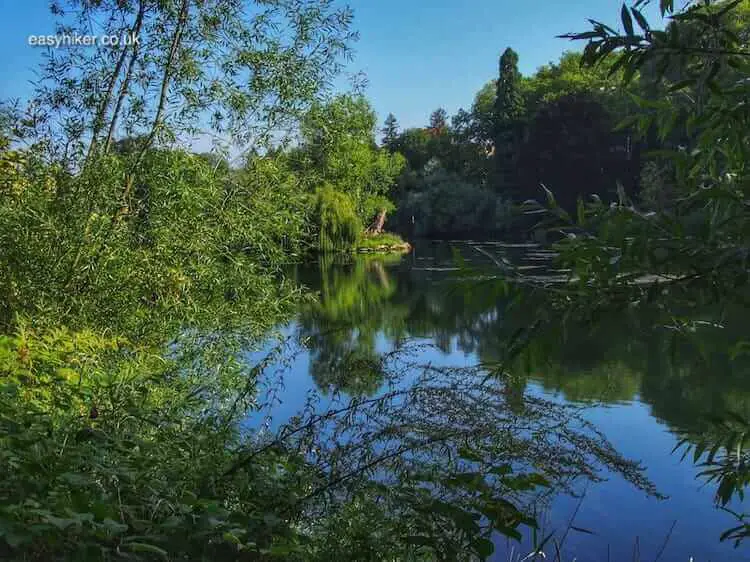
[493,47,525,195]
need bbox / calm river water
[248,241,750,562]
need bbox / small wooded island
[1,0,750,561]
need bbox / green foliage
[428,108,449,133]
[518,92,636,211]
[467,81,497,148]
[19,0,356,165]
[300,95,405,226]
[0,148,301,338]
[302,493,431,561]
[0,324,314,561]
[494,48,525,125]
[357,232,408,251]
[493,48,526,195]
[534,1,750,542]
[394,168,513,238]
[312,185,362,253]
[232,155,315,261]
[8,0,750,557]
[674,412,750,546]
[392,128,433,172]
[638,159,677,211]
[539,0,750,297]
[521,51,633,118]
[381,113,400,151]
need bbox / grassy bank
[356,232,412,254]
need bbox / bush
[0,324,312,561]
[0,147,303,339]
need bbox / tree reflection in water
[273,244,750,556]
[292,245,750,437]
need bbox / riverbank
[355,232,412,254]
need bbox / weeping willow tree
[312,185,362,253]
[299,95,405,244]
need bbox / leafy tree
[527,16,750,546]
[446,109,491,183]
[493,48,526,195]
[0,0,358,326]
[393,167,512,238]
[392,128,432,172]
[12,0,750,558]
[300,95,405,237]
[21,0,355,179]
[312,185,362,253]
[547,0,750,296]
[423,108,451,170]
[518,93,638,212]
[522,51,632,119]
[470,81,497,148]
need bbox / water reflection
[290,242,750,441]
[269,242,750,559]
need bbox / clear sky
[0,0,663,133]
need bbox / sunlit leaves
[17,0,357,167]
[300,95,405,230]
[0,321,315,560]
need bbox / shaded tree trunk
[366,208,387,235]
[123,0,188,214]
[86,36,130,164]
[104,0,146,155]
[133,0,189,167]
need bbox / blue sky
[0,0,664,133]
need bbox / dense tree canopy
[297,95,405,238]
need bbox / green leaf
[668,80,694,93]
[458,446,483,462]
[631,8,649,32]
[621,4,634,36]
[43,516,75,531]
[716,475,736,506]
[222,531,242,545]
[693,442,707,463]
[614,115,639,132]
[122,542,169,558]
[659,0,674,16]
[540,184,557,208]
[716,0,744,18]
[405,535,435,548]
[494,525,523,541]
[99,518,127,535]
[474,537,495,558]
[720,524,747,542]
